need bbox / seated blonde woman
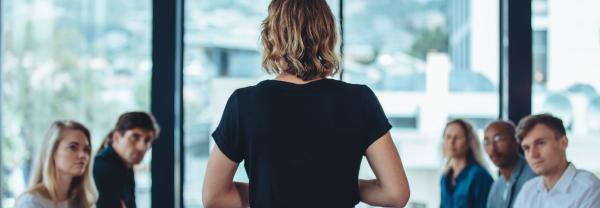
[15,121,98,208]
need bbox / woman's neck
[275,73,323,84]
[54,171,73,201]
[451,157,468,179]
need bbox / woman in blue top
[441,119,493,208]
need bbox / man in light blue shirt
[513,114,600,208]
[484,121,537,208]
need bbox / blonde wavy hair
[442,119,488,172]
[261,0,340,81]
[27,120,98,207]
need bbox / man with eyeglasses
[483,120,536,208]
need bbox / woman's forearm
[204,182,249,208]
[359,179,409,208]
[233,182,250,207]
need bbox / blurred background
[2,0,600,207]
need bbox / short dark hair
[112,112,160,137]
[97,111,160,153]
[486,120,517,139]
[516,113,566,143]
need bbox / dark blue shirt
[212,79,391,208]
[441,162,493,208]
[93,145,136,208]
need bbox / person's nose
[529,145,540,159]
[137,141,150,152]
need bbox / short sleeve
[211,90,245,163]
[361,86,392,152]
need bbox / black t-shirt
[212,78,391,208]
[94,145,136,208]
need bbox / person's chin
[497,159,514,168]
[70,170,86,177]
[490,156,502,165]
[532,166,547,175]
[131,158,143,165]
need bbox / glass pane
[532,0,600,176]
[183,1,339,207]
[343,0,499,207]
[1,0,152,207]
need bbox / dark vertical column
[500,0,532,123]
[151,0,185,207]
[338,0,344,80]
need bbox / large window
[182,1,268,207]
[343,0,499,207]
[532,0,600,175]
[1,0,152,207]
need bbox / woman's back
[212,78,391,207]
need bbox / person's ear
[112,131,122,144]
[559,135,568,150]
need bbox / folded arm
[202,146,249,208]
[359,132,410,207]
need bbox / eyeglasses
[483,135,510,146]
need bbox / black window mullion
[500,0,533,123]
[150,0,185,207]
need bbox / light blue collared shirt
[513,163,600,208]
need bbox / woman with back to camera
[202,0,410,207]
[15,121,98,208]
[440,119,493,208]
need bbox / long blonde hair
[443,119,488,172]
[27,120,98,207]
[261,0,340,81]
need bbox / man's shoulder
[574,169,600,183]
[93,148,122,174]
[572,168,600,191]
[469,163,493,180]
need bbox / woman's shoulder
[253,78,367,91]
[468,163,493,181]
[15,191,49,208]
[15,190,70,208]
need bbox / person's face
[444,123,469,159]
[112,128,155,166]
[54,129,91,177]
[521,124,568,176]
[484,123,519,169]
